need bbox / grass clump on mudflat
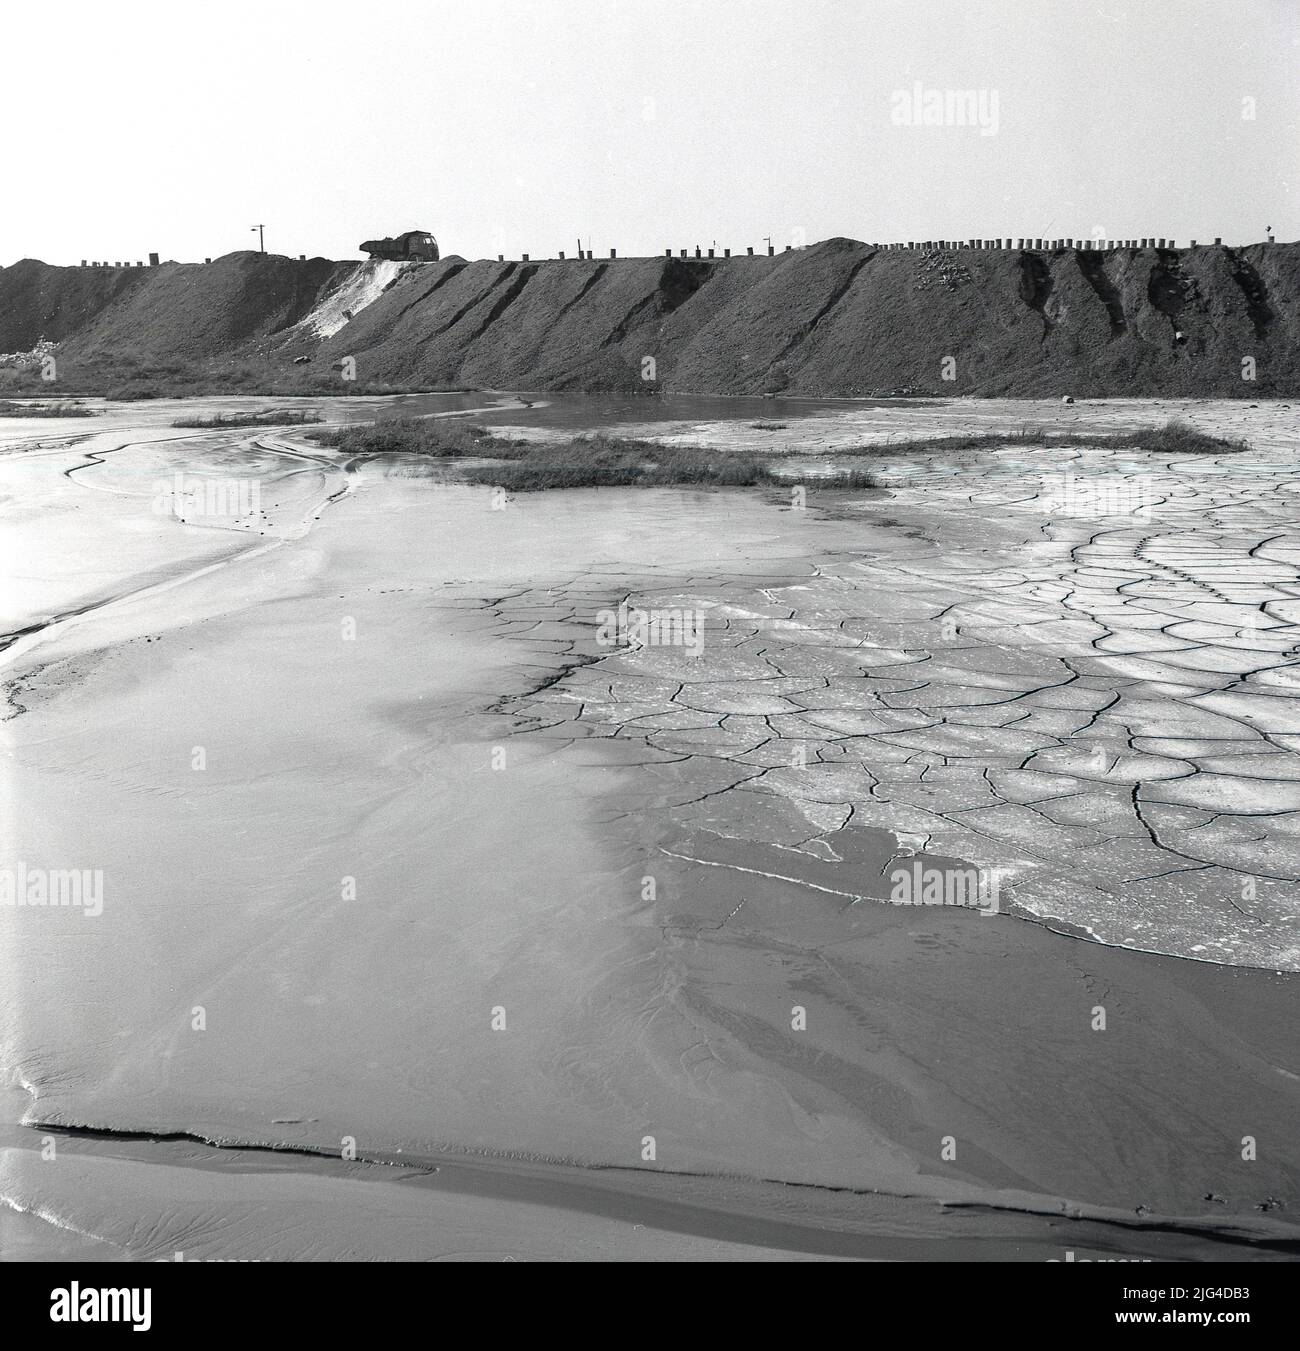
[297,415,1241,495]
[171,410,323,428]
[460,435,783,491]
[0,399,97,417]
[309,420,880,491]
[310,417,530,457]
[842,420,1243,458]
[1097,421,1248,455]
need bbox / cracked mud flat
[1,396,1297,1261]
[521,437,1300,970]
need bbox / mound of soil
[3,239,1297,396]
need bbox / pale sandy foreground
[1,396,1296,1260]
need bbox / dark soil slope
[0,259,144,350]
[4,239,1297,395]
[1,252,349,361]
[287,237,1300,397]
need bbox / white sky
[5,0,1297,264]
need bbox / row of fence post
[69,235,1265,269]
[491,243,788,262]
[481,237,1253,263]
[873,237,1218,251]
[78,253,163,268]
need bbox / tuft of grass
[171,410,323,428]
[308,421,883,491]
[293,415,1242,497]
[309,417,530,458]
[750,420,789,430]
[0,399,98,417]
[1102,420,1246,455]
[807,468,880,490]
[837,419,1243,458]
[460,435,784,491]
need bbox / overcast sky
[5,0,1296,265]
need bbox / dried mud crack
[482,439,1300,972]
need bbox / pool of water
[378,390,935,430]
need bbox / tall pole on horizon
[251,224,265,253]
